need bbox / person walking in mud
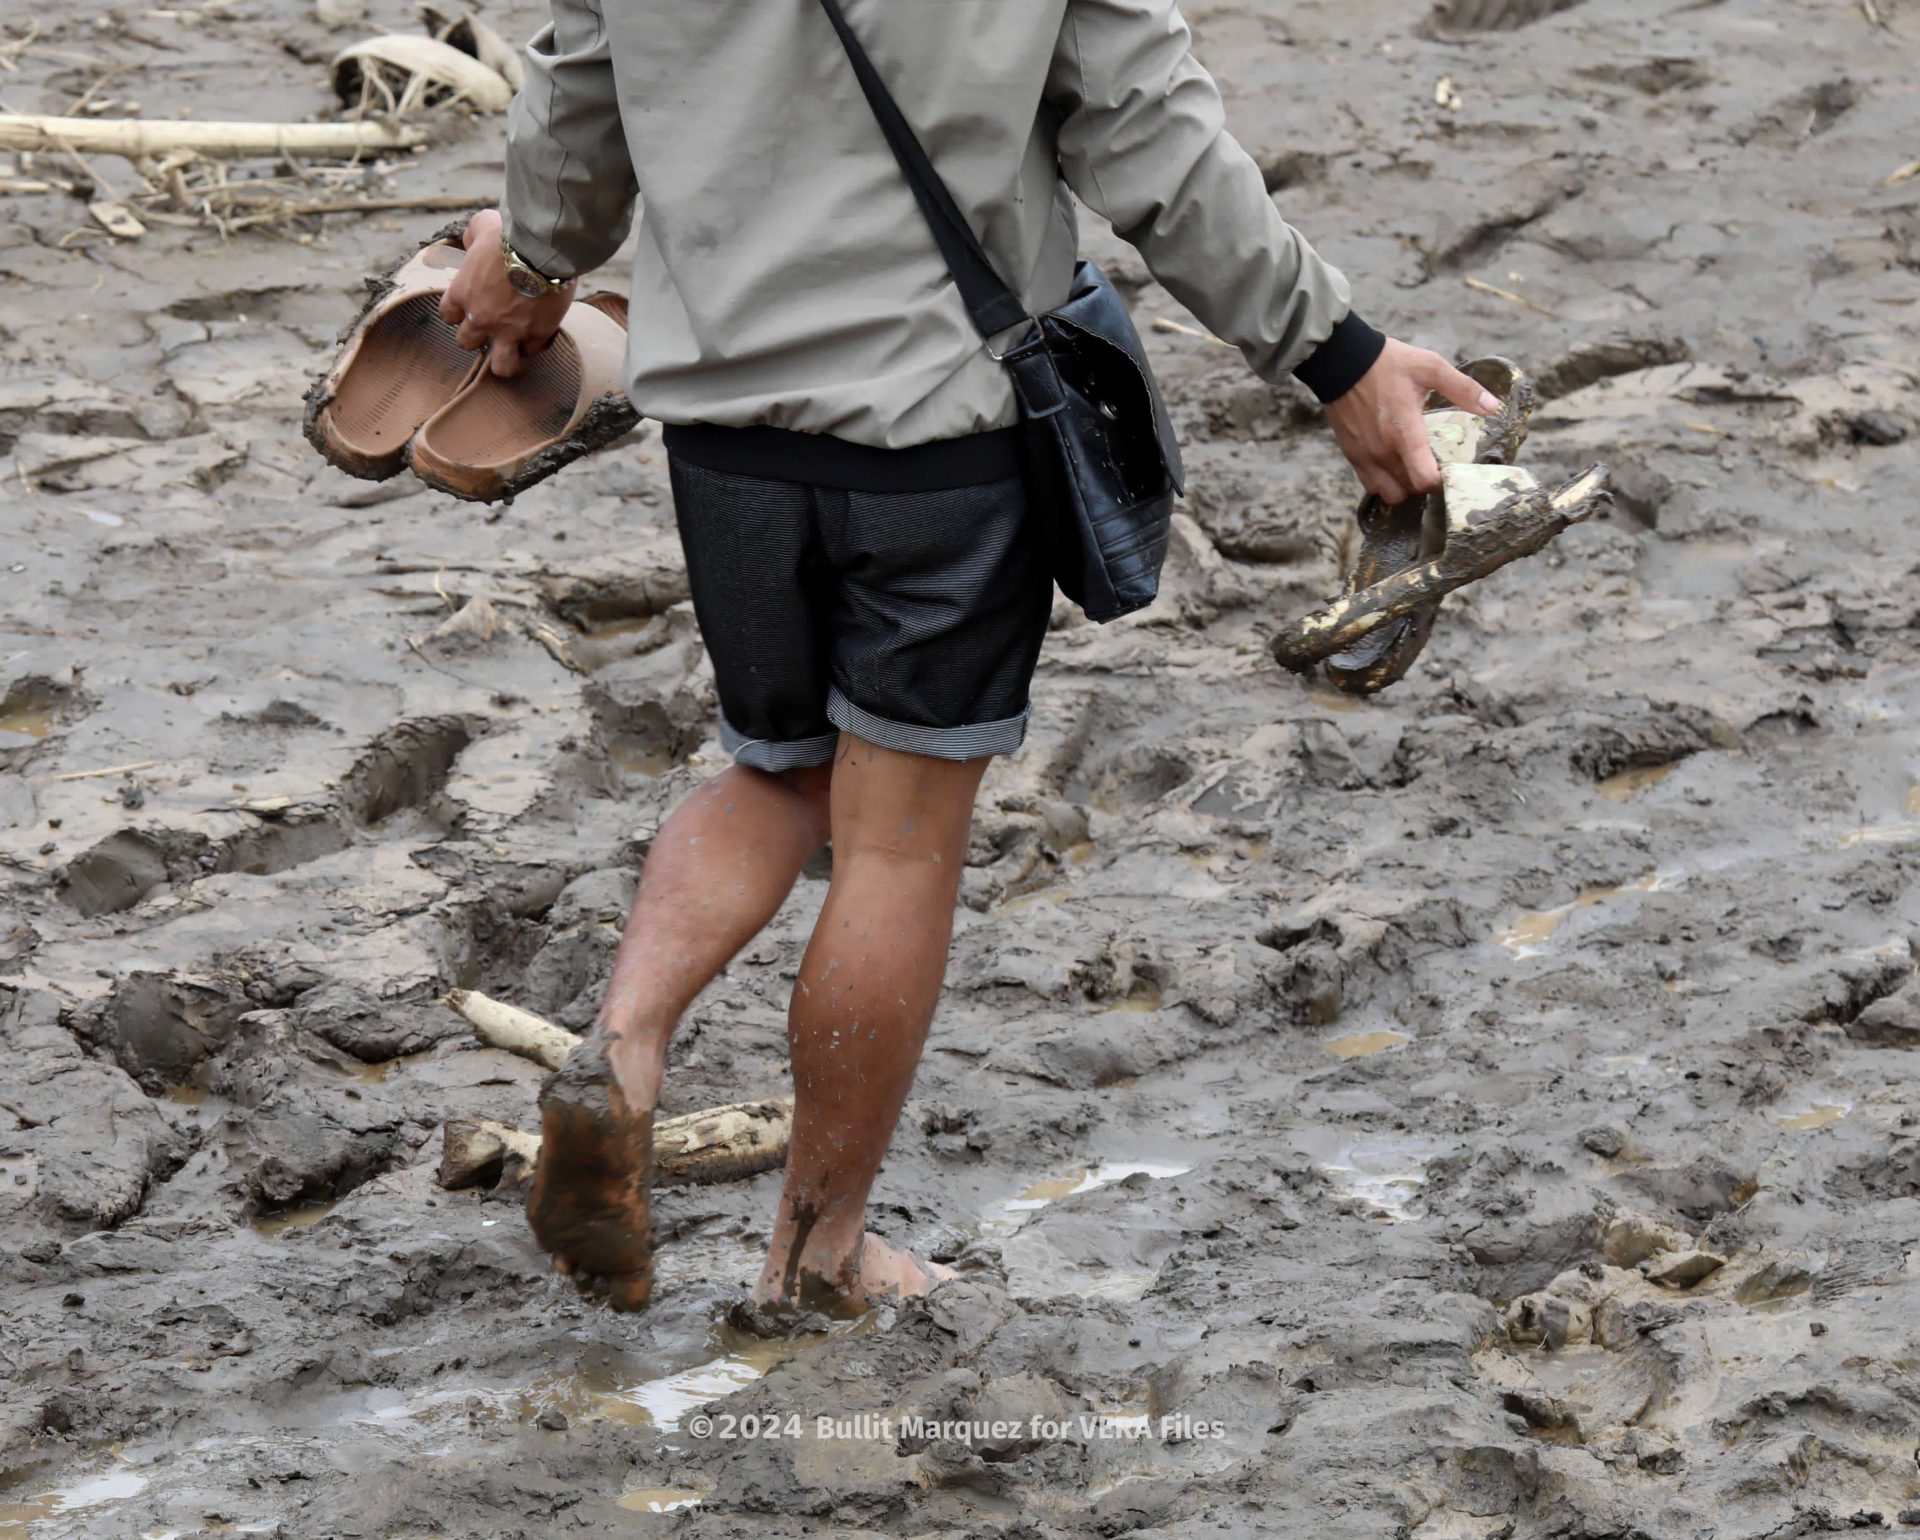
[440,0,1503,1317]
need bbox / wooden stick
[47,759,156,782]
[442,987,579,1070]
[0,113,436,160]
[438,1098,796,1190]
[1270,466,1610,672]
[1462,275,1563,319]
[1151,316,1236,349]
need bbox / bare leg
[753,735,987,1315]
[526,761,832,1309]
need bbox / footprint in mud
[978,1159,1194,1302]
[1292,1134,1444,1223]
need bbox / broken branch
[0,113,437,161]
[442,987,579,1070]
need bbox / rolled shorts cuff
[718,715,840,772]
[826,685,1029,762]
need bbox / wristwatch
[501,237,570,299]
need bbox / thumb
[1428,359,1503,417]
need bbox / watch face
[507,267,546,299]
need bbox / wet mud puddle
[1597,763,1677,802]
[0,703,55,743]
[0,1468,147,1532]
[1837,783,1920,848]
[250,1200,340,1237]
[1322,1028,1411,1059]
[617,1484,710,1514]
[1776,1101,1850,1130]
[1497,871,1677,958]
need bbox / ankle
[600,1028,667,1112]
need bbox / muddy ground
[3,0,1918,1534]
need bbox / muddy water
[1496,871,1674,958]
[2,0,1918,1533]
[1322,1028,1410,1059]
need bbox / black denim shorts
[664,424,1052,770]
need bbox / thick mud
[2,0,1917,1534]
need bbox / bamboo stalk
[0,113,436,160]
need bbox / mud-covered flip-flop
[1271,357,1610,682]
[303,219,480,481]
[1320,357,1538,695]
[407,292,639,504]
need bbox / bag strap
[814,0,1031,340]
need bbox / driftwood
[0,113,436,160]
[441,1118,543,1188]
[439,1098,795,1190]
[436,988,795,1189]
[1271,464,1610,673]
[442,987,578,1069]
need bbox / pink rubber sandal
[406,292,639,504]
[303,221,482,481]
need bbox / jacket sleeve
[500,0,638,281]
[1046,0,1383,402]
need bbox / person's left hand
[439,209,578,378]
[1323,338,1501,505]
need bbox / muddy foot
[747,1231,954,1325]
[524,1036,655,1311]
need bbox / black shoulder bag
[816,0,1185,623]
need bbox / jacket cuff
[1292,311,1387,404]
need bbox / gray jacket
[502,0,1378,450]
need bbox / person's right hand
[1323,338,1502,506]
[439,209,577,379]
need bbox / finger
[488,343,525,379]
[438,290,465,327]
[1365,468,1409,506]
[454,317,489,352]
[1399,426,1443,496]
[1427,358,1502,417]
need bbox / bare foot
[750,1230,954,1320]
[524,1036,655,1311]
